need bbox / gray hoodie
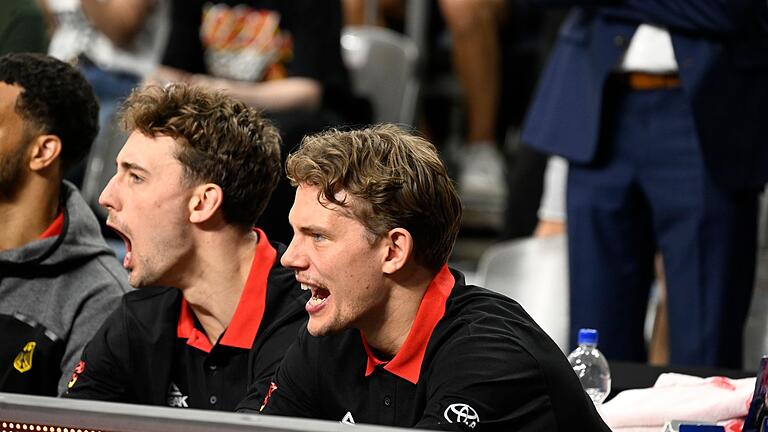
[0,180,131,395]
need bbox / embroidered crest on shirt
[13,341,36,373]
[260,381,278,412]
[167,382,189,408]
[67,360,86,388]
[444,403,479,429]
[341,411,356,425]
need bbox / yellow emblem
[13,341,36,373]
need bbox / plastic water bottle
[567,328,611,405]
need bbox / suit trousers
[566,81,760,368]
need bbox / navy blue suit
[522,1,768,368]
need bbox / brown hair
[120,84,281,228]
[286,124,462,271]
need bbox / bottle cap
[578,328,599,345]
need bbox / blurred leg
[342,0,367,26]
[567,85,657,361]
[441,0,508,213]
[439,0,505,144]
[640,87,758,368]
[341,0,404,27]
[567,161,656,362]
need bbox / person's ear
[188,183,223,224]
[28,135,61,172]
[382,227,413,274]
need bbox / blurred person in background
[153,0,365,244]
[343,0,508,212]
[44,0,170,186]
[533,156,671,366]
[0,53,130,396]
[439,0,509,215]
[523,1,768,368]
[0,0,49,55]
[343,0,560,237]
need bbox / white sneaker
[458,145,507,214]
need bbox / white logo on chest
[444,403,479,429]
[167,382,189,408]
[340,411,355,424]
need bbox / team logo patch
[340,411,355,425]
[67,360,86,389]
[167,382,189,408]
[260,382,278,412]
[444,403,480,429]
[13,341,36,373]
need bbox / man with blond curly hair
[241,124,610,431]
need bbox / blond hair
[286,124,462,271]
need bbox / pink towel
[599,373,754,430]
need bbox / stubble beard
[0,142,28,199]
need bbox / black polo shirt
[242,266,610,431]
[65,230,307,411]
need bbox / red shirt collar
[361,265,455,384]
[38,211,64,239]
[177,228,277,353]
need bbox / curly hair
[0,53,99,176]
[120,84,282,228]
[286,124,463,271]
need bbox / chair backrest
[475,235,570,352]
[341,26,419,126]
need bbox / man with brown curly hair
[64,83,307,411]
[241,124,610,431]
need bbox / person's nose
[98,174,120,212]
[281,235,307,270]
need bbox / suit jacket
[522,1,768,189]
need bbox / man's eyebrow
[298,225,327,235]
[118,161,150,175]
